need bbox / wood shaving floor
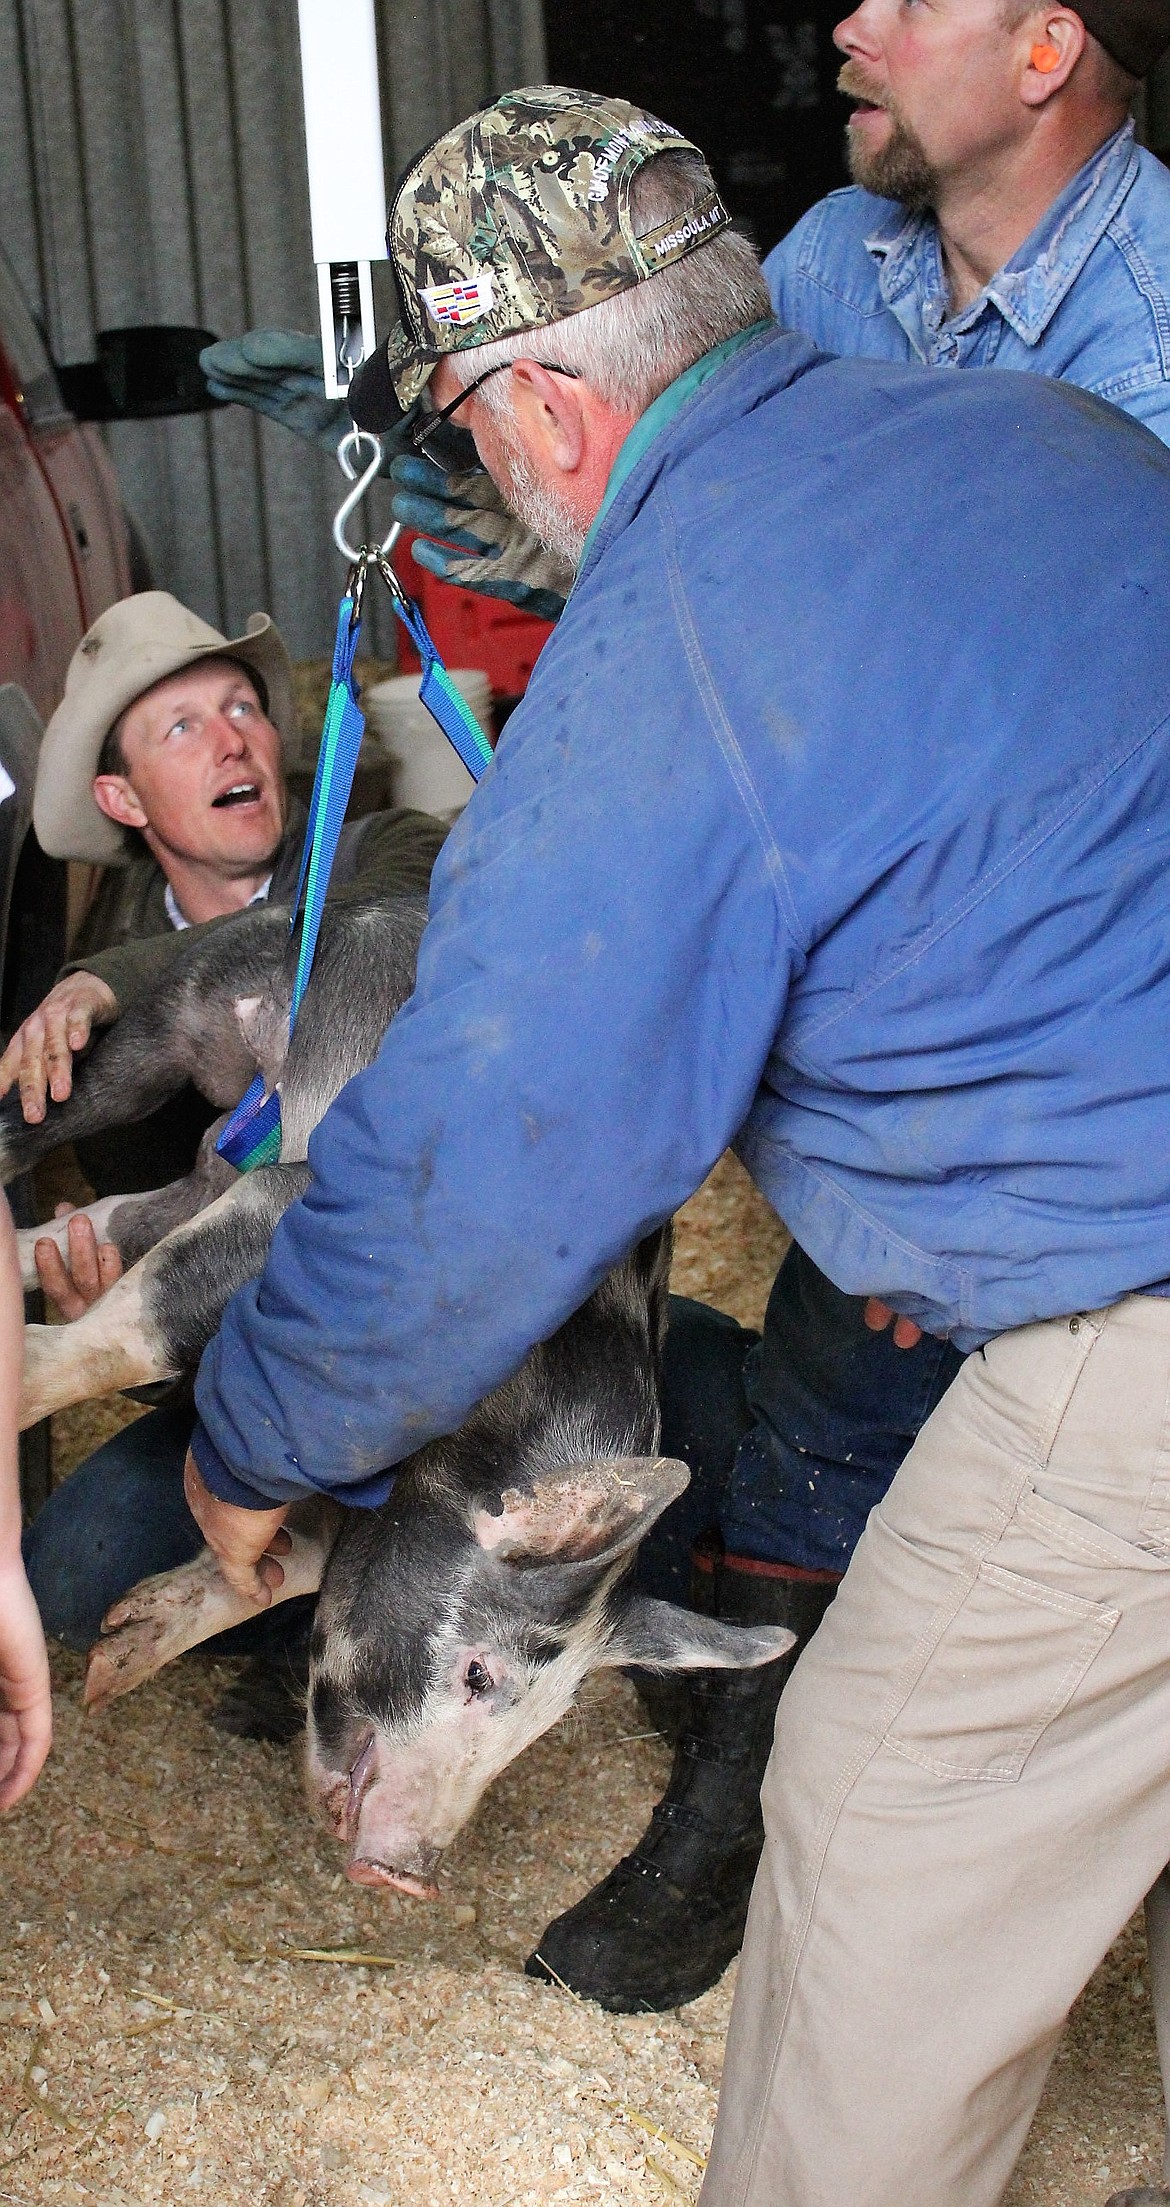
[5,1156,1164,2204]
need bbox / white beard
[492,422,588,570]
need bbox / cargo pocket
[884,1507,1119,1784]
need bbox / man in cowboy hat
[2,591,444,1159]
[14,591,446,1737]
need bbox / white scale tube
[296,0,388,400]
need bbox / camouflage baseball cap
[348,85,731,431]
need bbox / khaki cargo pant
[701,1293,1170,2207]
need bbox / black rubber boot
[622,1666,692,1747]
[526,1545,839,2011]
[210,1614,313,1744]
[210,1651,307,1742]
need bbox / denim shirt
[764,122,1170,442]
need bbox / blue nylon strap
[215,1071,282,1171]
[216,573,492,1176]
[217,596,364,1173]
[393,594,494,780]
[291,597,366,1020]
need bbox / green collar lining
[580,319,773,567]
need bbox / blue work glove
[201,329,420,466]
[389,453,572,621]
[200,330,351,454]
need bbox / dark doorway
[545,0,852,254]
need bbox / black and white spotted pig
[3,895,794,1897]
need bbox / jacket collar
[580,320,776,568]
[864,120,1138,348]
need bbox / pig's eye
[465,1659,492,1698]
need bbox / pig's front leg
[21,1262,169,1426]
[85,1501,340,1709]
[16,1193,129,1292]
[15,1131,237,1290]
[19,1160,311,1427]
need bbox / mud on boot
[526,1546,839,2012]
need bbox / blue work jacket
[193,327,1170,1509]
[765,122,1170,442]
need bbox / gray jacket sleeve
[62,806,448,1008]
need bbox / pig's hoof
[84,1634,161,1708]
[84,1612,175,1708]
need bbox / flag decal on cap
[419,270,495,327]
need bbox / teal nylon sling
[216,552,492,1175]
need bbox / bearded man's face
[839,59,939,209]
[833,0,1028,213]
[480,408,589,570]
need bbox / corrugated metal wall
[0,0,547,659]
[2,5,1165,658]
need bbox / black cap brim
[1076,0,1170,72]
[347,339,410,433]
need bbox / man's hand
[389,455,573,620]
[200,330,421,465]
[183,1450,290,1607]
[200,330,351,455]
[0,1557,52,1811]
[863,1298,924,1350]
[0,972,117,1123]
[35,1207,123,1320]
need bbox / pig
[4,893,795,1897]
[87,1416,792,1899]
[6,895,429,1423]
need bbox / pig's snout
[346,1851,441,1901]
[310,1726,445,1901]
[344,1738,443,1896]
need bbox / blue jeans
[23,1400,313,1658]
[26,1246,966,1640]
[645,1244,966,1594]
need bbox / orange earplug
[1031,39,1062,68]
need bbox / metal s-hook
[332,426,403,563]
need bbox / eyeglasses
[408,359,582,475]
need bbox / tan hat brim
[34,604,297,867]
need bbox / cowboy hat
[34,591,297,865]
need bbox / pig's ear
[602,1594,797,1672]
[471,1456,690,1569]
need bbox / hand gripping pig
[2,895,794,1895]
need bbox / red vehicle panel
[0,247,131,721]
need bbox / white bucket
[364,670,493,821]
